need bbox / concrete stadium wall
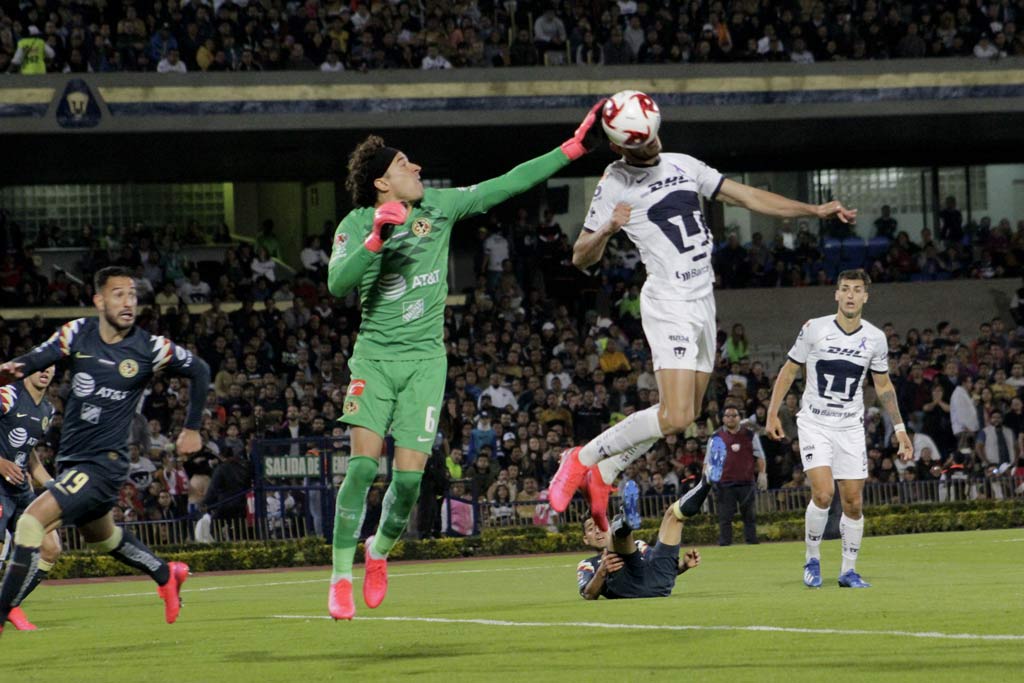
[715,277,1020,357]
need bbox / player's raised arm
[573,201,630,270]
[442,100,607,221]
[0,318,86,385]
[327,204,408,298]
[716,178,858,223]
[871,371,914,461]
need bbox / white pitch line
[270,614,1024,642]
[64,564,568,601]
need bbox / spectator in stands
[157,47,187,73]
[421,43,452,70]
[939,196,965,247]
[250,246,276,282]
[177,270,211,304]
[874,205,898,239]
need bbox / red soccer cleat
[584,466,618,532]
[329,578,355,620]
[6,606,37,631]
[156,561,190,624]
[548,446,588,512]
[362,536,388,609]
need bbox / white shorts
[797,420,868,480]
[641,290,716,373]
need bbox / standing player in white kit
[767,269,913,588]
[548,89,857,531]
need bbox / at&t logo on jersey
[379,273,408,301]
[412,269,441,289]
[8,427,27,448]
[72,372,95,398]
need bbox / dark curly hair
[345,134,388,208]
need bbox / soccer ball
[601,90,661,149]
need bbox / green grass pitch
[4,528,1023,682]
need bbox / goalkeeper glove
[561,99,608,161]
[365,200,408,253]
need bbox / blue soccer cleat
[837,570,871,588]
[803,558,822,588]
[622,479,641,530]
[705,435,727,483]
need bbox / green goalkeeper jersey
[328,147,570,361]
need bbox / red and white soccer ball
[601,90,661,149]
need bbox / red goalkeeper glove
[561,99,608,161]
[365,200,408,253]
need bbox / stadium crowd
[3,0,1024,75]
[1,201,1024,539]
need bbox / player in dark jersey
[576,478,713,600]
[0,266,211,634]
[0,367,61,631]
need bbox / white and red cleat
[6,606,37,631]
[583,466,618,532]
[156,561,190,624]
[548,446,588,512]
[362,536,388,609]
[328,578,355,620]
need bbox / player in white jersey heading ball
[547,89,857,531]
[766,268,913,588]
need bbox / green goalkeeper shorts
[340,356,446,454]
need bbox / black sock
[0,545,40,621]
[679,477,712,517]
[110,531,170,585]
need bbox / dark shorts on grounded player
[46,459,128,527]
[0,487,36,534]
[604,542,681,599]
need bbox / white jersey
[584,153,723,301]
[787,315,889,430]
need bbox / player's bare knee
[660,407,695,435]
[40,532,62,563]
[812,490,833,508]
[842,499,863,519]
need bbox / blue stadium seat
[866,237,891,264]
[823,238,842,266]
[840,237,866,269]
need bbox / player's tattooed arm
[874,372,914,460]
[873,373,905,426]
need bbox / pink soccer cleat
[156,561,190,624]
[583,466,618,532]
[548,446,588,512]
[362,536,389,609]
[328,578,355,620]
[6,606,37,631]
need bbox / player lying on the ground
[577,499,702,600]
[326,99,609,620]
[0,267,209,634]
[0,367,61,631]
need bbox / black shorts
[46,460,127,527]
[605,542,681,599]
[0,487,35,535]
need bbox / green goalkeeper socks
[368,469,424,560]
[331,456,379,581]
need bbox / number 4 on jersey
[649,190,712,255]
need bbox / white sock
[579,405,662,466]
[805,501,829,562]
[597,438,659,485]
[840,514,864,574]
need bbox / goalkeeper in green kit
[327,100,607,620]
